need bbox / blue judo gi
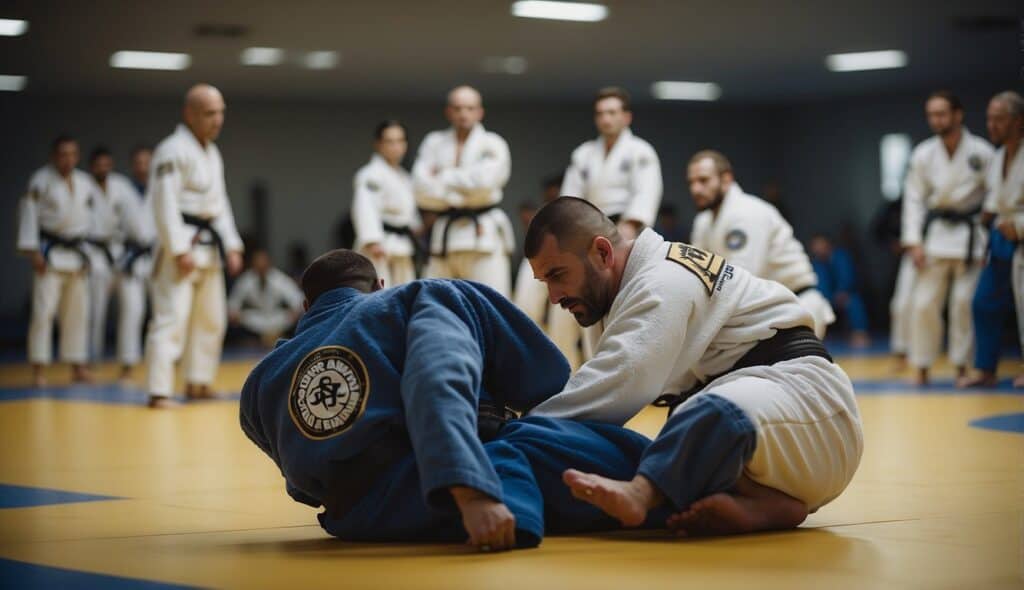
[972,228,1018,372]
[239,279,652,547]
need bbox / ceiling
[0,0,1019,103]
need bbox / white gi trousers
[366,254,416,288]
[117,273,148,366]
[426,251,510,297]
[87,253,115,362]
[145,252,226,397]
[889,254,917,355]
[797,289,836,340]
[908,257,980,368]
[28,269,89,365]
[680,356,863,511]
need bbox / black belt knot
[39,229,90,270]
[182,213,227,265]
[434,205,499,257]
[922,204,983,266]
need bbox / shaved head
[446,85,484,134]
[183,83,226,144]
[447,85,482,107]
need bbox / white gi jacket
[902,129,994,260]
[691,184,819,293]
[412,124,514,255]
[150,124,244,268]
[530,229,812,424]
[17,165,94,272]
[87,172,139,263]
[561,128,663,227]
[983,145,1024,236]
[228,268,304,317]
[352,154,422,257]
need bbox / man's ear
[592,236,614,268]
[373,278,385,291]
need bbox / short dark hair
[688,149,733,175]
[374,119,407,140]
[524,197,620,259]
[301,249,379,303]
[594,86,631,112]
[927,90,963,113]
[51,134,77,153]
[130,144,152,158]
[89,145,113,163]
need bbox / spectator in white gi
[228,248,304,347]
[117,146,157,382]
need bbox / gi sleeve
[412,134,451,211]
[17,190,40,253]
[529,280,691,425]
[400,294,503,509]
[151,155,193,256]
[351,172,385,248]
[901,151,929,247]
[623,144,663,227]
[212,194,244,254]
[982,157,998,215]
[560,148,586,198]
[439,137,511,207]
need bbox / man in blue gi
[239,249,654,552]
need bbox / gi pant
[638,356,862,512]
[909,256,980,369]
[972,230,1016,372]
[145,251,226,397]
[366,253,416,288]
[321,416,656,546]
[426,250,510,297]
[87,253,115,362]
[117,272,149,367]
[889,254,917,354]
[28,268,89,365]
[1014,248,1024,355]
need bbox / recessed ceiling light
[241,47,285,66]
[651,81,721,101]
[110,51,191,71]
[303,50,340,70]
[511,1,608,22]
[0,19,28,36]
[0,75,27,91]
[482,56,528,75]
[826,50,907,72]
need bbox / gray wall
[0,84,1011,330]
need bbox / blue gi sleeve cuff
[422,467,504,513]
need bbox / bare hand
[175,253,195,277]
[30,251,46,274]
[997,220,1019,242]
[980,211,995,227]
[450,486,516,552]
[616,220,642,240]
[908,245,926,270]
[226,251,244,277]
[367,243,386,259]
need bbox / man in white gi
[228,248,304,346]
[903,91,994,385]
[146,84,244,408]
[688,150,835,338]
[85,147,137,365]
[981,91,1024,387]
[17,135,93,386]
[524,197,862,537]
[352,120,421,286]
[561,86,663,240]
[412,85,514,295]
[118,146,157,381]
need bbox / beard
[695,185,727,212]
[560,260,610,327]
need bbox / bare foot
[912,368,929,387]
[563,469,661,527]
[1013,374,1024,389]
[71,364,93,384]
[31,365,47,388]
[147,395,176,409]
[956,372,997,389]
[667,477,807,537]
[890,354,907,373]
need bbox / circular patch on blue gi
[969,412,1024,434]
[725,228,747,250]
[288,346,371,440]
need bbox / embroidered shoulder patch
[665,242,726,295]
[968,154,983,172]
[366,180,380,192]
[288,346,371,440]
[155,161,175,178]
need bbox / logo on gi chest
[725,229,747,250]
[288,346,370,439]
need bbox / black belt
[922,205,982,266]
[182,213,227,264]
[39,230,90,270]
[433,205,499,257]
[120,239,153,274]
[652,326,832,414]
[382,222,427,261]
[85,238,115,267]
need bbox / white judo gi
[691,184,835,338]
[146,124,244,397]
[85,172,137,362]
[17,165,93,365]
[888,253,917,355]
[983,144,1024,352]
[351,154,422,287]
[228,267,304,340]
[531,230,862,511]
[412,123,515,296]
[117,176,156,367]
[902,129,994,369]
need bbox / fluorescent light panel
[511,1,608,22]
[482,56,527,74]
[0,18,28,36]
[303,50,340,70]
[826,50,907,72]
[651,81,721,101]
[110,51,191,70]
[241,47,285,66]
[0,74,26,91]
